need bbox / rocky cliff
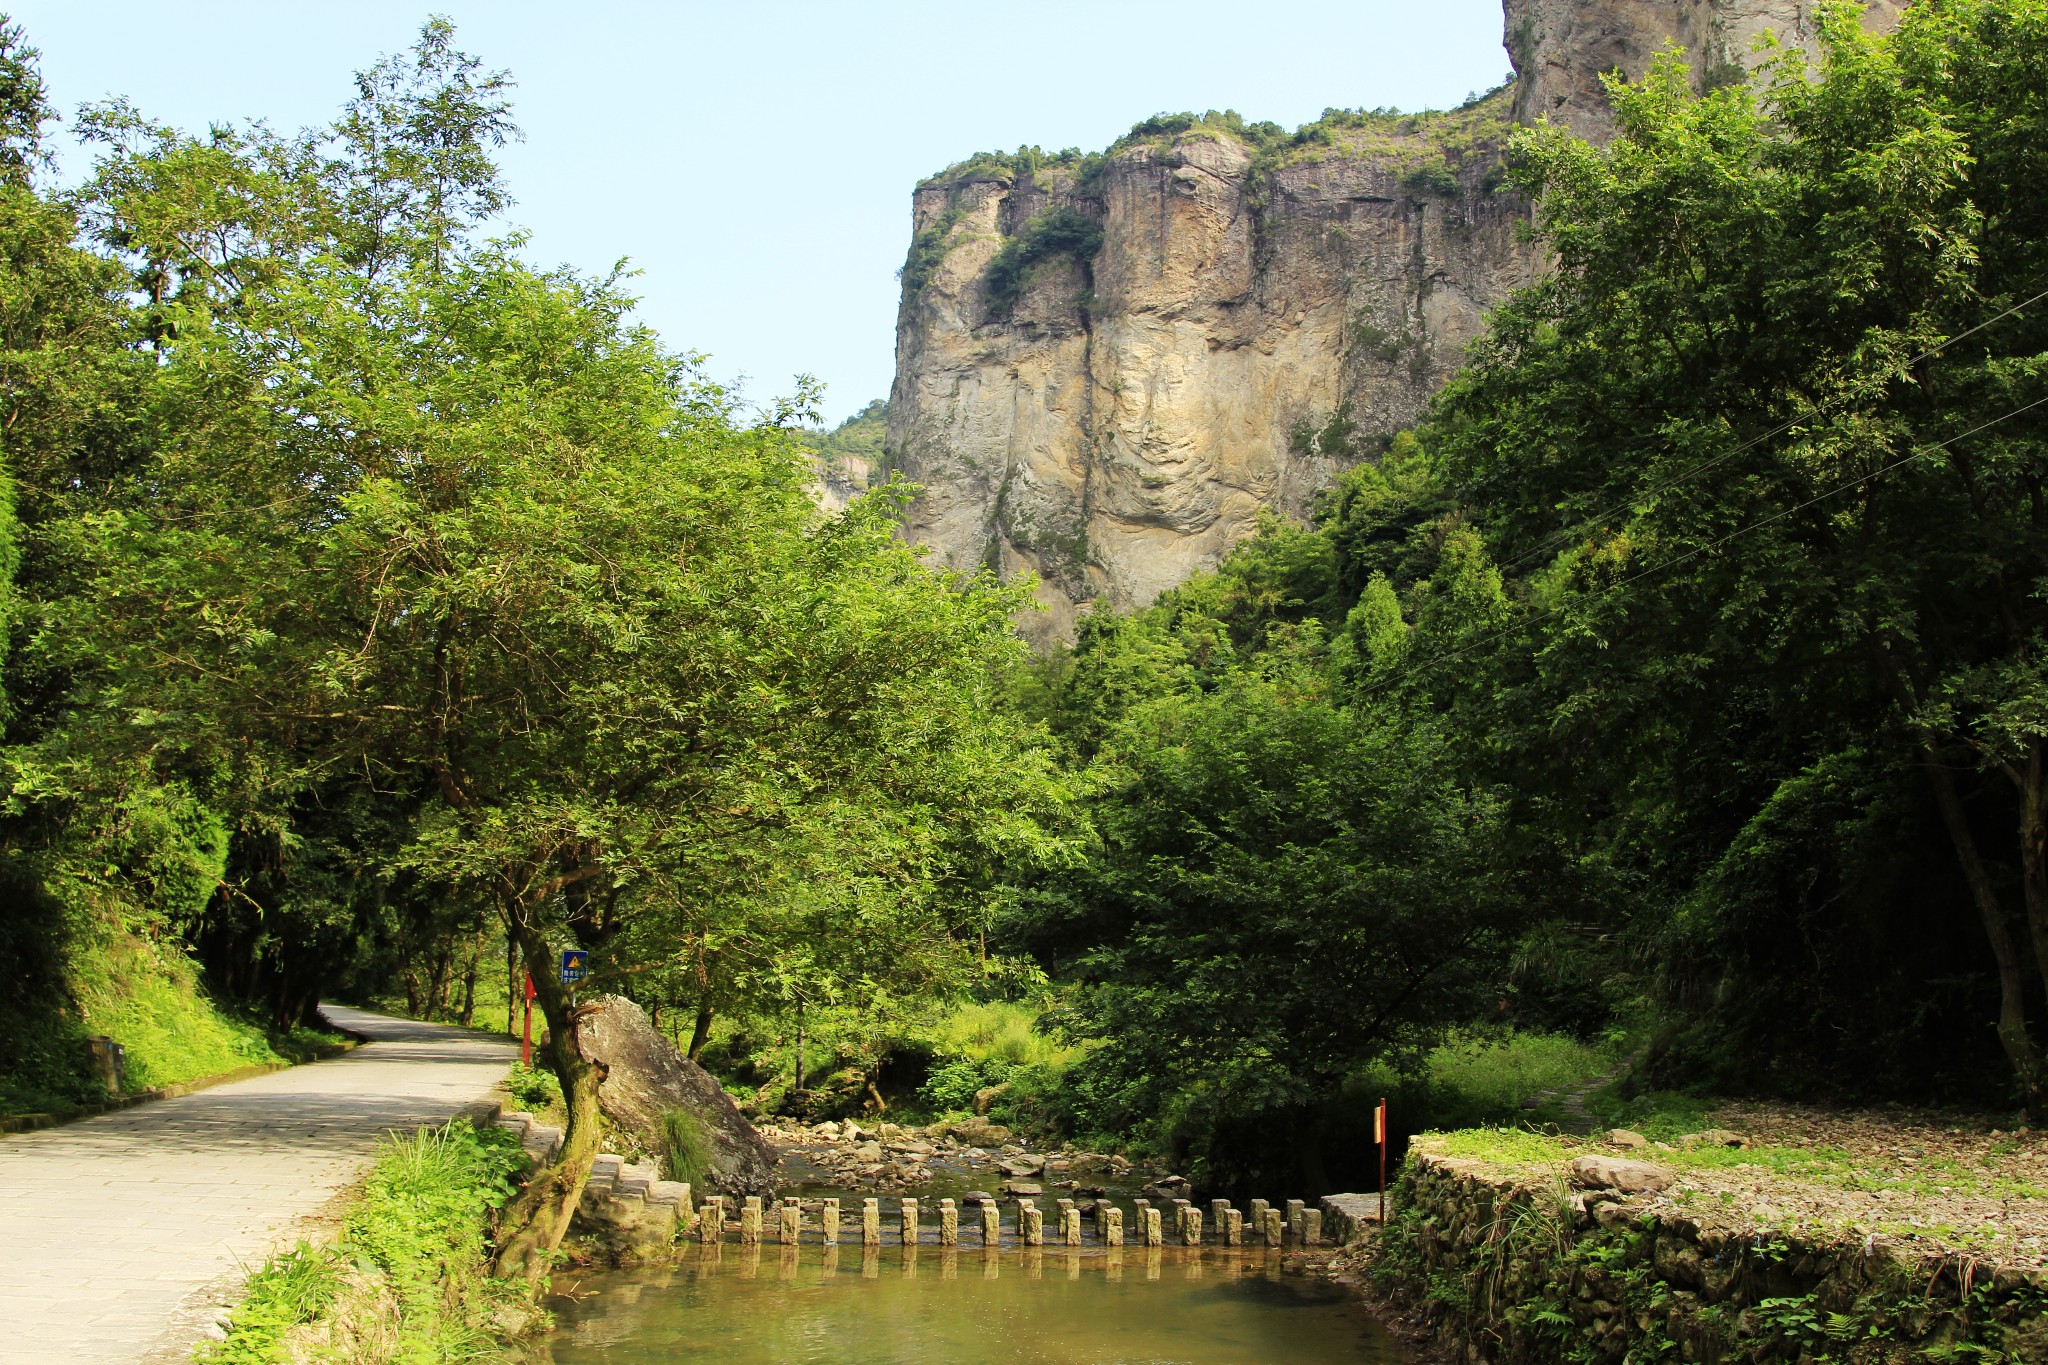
[887,1,1904,644]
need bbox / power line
[1483,285,2048,578]
[1366,389,2048,698]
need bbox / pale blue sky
[13,1,1512,424]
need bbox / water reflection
[542,1245,1411,1364]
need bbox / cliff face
[888,1,1904,644]
[1508,0,1906,138]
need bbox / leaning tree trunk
[1919,743,2048,1119]
[492,921,605,1284]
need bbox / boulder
[950,1118,1013,1147]
[1606,1129,1649,1149]
[1001,1180,1043,1198]
[1067,1152,1131,1176]
[998,1155,1046,1177]
[1142,1175,1192,1199]
[972,1083,1011,1115]
[1569,1155,1675,1194]
[572,994,778,1199]
[1677,1129,1749,1149]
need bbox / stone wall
[1372,1151,2046,1363]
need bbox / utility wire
[1484,285,2048,578]
[1364,389,2048,699]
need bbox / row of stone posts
[691,1194,1322,1248]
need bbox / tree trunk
[687,998,714,1062]
[492,918,603,1285]
[459,930,481,1028]
[506,934,517,1039]
[794,999,806,1093]
[425,943,451,1022]
[1919,743,2047,1117]
[2018,738,2048,1007]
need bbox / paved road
[0,1005,515,1365]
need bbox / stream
[538,1245,1413,1364]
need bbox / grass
[200,1119,533,1364]
[659,1107,711,1187]
[929,1000,1080,1069]
[73,933,287,1092]
[0,927,298,1116]
[1354,1029,1616,1134]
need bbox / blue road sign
[559,949,589,985]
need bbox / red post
[1375,1097,1390,1223]
[521,972,535,1067]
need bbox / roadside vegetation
[201,1121,533,1365]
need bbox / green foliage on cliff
[899,204,967,296]
[983,207,1103,316]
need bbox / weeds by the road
[200,1119,540,1364]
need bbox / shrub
[502,1060,561,1112]
[919,1056,1011,1112]
[983,207,1102,316]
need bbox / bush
[502,1060,561,1112]
[919,1056,1011,1112]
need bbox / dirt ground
[1422,1099,2048,1271]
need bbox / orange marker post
[1374,1098,1390,1223]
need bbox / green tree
[1427,1,2048,1111]
[61,20,1071,1277]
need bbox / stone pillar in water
[1303,1209,1323,1246]
[1264,1208,1285,1246]
[1224,1208,1244,1246]
[1183,1207,1203,1246]
[980,1198,1001,1246]
[739,1196,762,1244]
[699,1196,725,1244]
[822,1198,840,1244]
[1105,1205,1125,1246]
[1020,1200,1043,1246]
[1061,1206,1082,1245]
[1286,1199,1305,1241]
[1142,1206,1164,1247]
[1210,1198,1229,1230]
[1172,1198,1191,1241]
[901,1198,920,1246]
[862,1198,881,1246]
[1249,1198,1270,1231]
[939,1198,958,1246]
[779,1198,801,1244]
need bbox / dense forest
[3,0,2046,1266]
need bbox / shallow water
[542,1246,1411,1365]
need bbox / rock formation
[1508,0,1907,139]
[573,994,779,1199]
[886,0,1905,645]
